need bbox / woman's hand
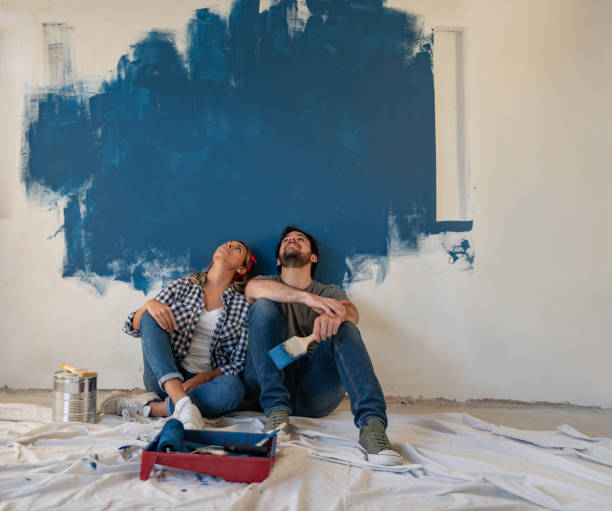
[183,370,222,392]
[146,299,178,332]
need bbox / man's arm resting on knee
[245,279,346,318]
[339,300,359,325]
[312,300,359,341]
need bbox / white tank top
[181,306,223,374]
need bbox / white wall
[2,0,611,405]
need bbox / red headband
[245,254,257,274]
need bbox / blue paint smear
[448,239,475,265]
[81,457,97,469]
[23,0,473,293]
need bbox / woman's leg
[142,349,166,396]
[148,380,186,417]
[140,311,188,415]
[102,313,201,424]
[187,374,246,418]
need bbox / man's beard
[279,248,311,269]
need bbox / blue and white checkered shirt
[123,277,250,376]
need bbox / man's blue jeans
[243,299,388,429]
[140,311,245,417]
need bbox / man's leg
[297,322,387,427]
[298,322,401,465]
[245,299,293,428]
[243,341,261,406]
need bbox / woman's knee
[140,312,173,348]
[191,375,245,416]
[140,311,162,333]
[215,374,245,402]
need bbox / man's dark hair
[275,225,319,277]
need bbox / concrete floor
[3,388,612,438]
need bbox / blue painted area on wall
[23,0,472,294]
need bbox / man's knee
[248,298,283,325]
[335,321,362,342]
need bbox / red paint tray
[140,429,277,483]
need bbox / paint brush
[256,423,287,446]
[61,364,98,378]
[268,334,315,370]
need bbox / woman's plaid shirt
[123,277,250,376]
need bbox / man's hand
[146,299,178,332]
[182,370,220,392]
[312,314,343,342]
[304,294,346,319]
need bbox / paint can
[52,369,98,423]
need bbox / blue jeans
[140,311,245,417]
[243,299,388,429]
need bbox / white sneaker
[172,396,205,430]
[100,392,159,416]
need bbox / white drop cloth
[1,403,611,510]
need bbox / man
[244,226,402,466]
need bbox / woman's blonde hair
[187,240,255,293]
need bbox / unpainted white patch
[259,0,275,15]
[137,249,192,292]
[286,0,310,38]
[42,23,75,89]
[68,271,111,296]
[343,212,473,285]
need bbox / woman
[101,240,256,429]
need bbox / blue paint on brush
[23,0,473,293]
[268,343,307,370]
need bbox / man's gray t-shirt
[254,275,348,339]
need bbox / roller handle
[223,443,269,456]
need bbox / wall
[1,0,611,406]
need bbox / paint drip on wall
[23,0,473,294]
